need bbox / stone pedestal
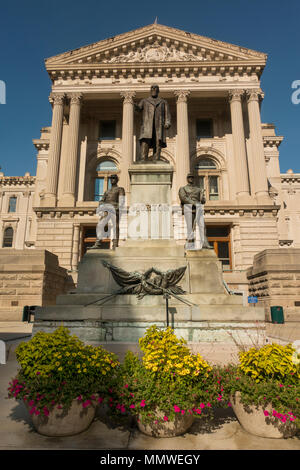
[128,163,173,205]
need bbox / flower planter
[137,410,194,438]
[26,399,98,437]
[231,392,297,439]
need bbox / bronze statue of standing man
[135,84,171,162]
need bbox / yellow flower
[58,367,63,371]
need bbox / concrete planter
[232,392,297,439]
[27,399,98,437]
[137,410,194,438]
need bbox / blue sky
[0,0,299,176]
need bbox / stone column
[120,91,136,194]
[44,93,65,206]
[228,89,251,202]
[174,90,191,190]
[246,89,270,203]
[61,93,83,206]
[71,223,80,270]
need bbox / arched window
[94,160,118,201]
[3,227,13,247]
[194,157,220,201]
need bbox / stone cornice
[33,204,280,219]
[281,174,300,183]
[0,176,35,187]
[47,63,265,83]
[33,139,50,151]
[263,136,283,148]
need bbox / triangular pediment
[45,23,267,69]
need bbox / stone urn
[137,410,194,438]
[232,392,297,439]
[26,399,98,437]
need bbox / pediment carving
[46,23,267,69]
[103,41,205,63]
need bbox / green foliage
[239,343,300,383]
[8,327,119,415]
[110,326,218,425]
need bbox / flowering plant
[214,344,300,429]
[110,326,221,425]
[7,327,119,417]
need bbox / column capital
[69,92,83,105]
[49,92,65,106]
[246,88,264,103]
[174,90,190,103]
[120,91,136,104]
[228,89,245,103]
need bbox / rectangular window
[8,197,17,213]
[81,225,110,257]
[208,176,219,200]
[94,178,104,201]
[206,226,231,271]
[196,119,213,138]
[99,121,116,140]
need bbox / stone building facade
[1,24,300,317]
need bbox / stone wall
[247,248,300,321]
[0,249,72,321]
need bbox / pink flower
[228,402,232,407]
[200,403,205,409]
[29,407,36,415]
[281,416,287,423]
[279,384,284,388]
[98,397,104,404]
[120,406,126,413]
[36,372,41,376]
[34,410,40,416]
[195,409,202,415]
[43,408,49,417]
[290,417,296,422]
[124,384,129,388]
[130,404,135,409]
[28,400,35,407]
[140,400,146,408]
[130,393,134,398]
[57,405,62,409]
[77,395,82,402]
[174,405,181,413]
[164,416,168,421]
[207,403,212,408]
[154,420,158,424]
[116,404,121,410]
[263,410,269,417]
[90,395,96,400]
[181,410,185,415]
[82,400,91,408]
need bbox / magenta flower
[28,400,35,407]
[174,405,180,413]
[164,416,168,421]
[200,403,205,409]
[279,384,284,388]
[263,410,269,417]
[124,384,129,388]
[207,403,212,408]
[130,404,135,409]
[36,372,41,376]
[82,400,91,408]
[43,407,49,417]
[34,410,40,416]
[228,402,232,407]
[195,409,202,415]
[181,410,185,415]
[98,397,104,403]
[140,400,146,407]
[77,395,82,402]
[29,407,36,415]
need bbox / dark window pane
[195,158,216,169]
[8,197,17,213]
[94,178,104,201]
[218,241,229,259]
[196,120,213,138]
[206,226,229,237]
[209,176,219,200]
[99,121,116,140]
[84,227,96,238]
[3,227,13,247]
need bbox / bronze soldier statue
[92,174,125,249]
[178,173,213,249]
[135,84,171,162]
